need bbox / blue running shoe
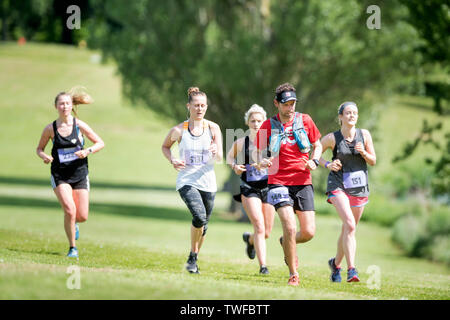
[75,223,79,241]
[328,258,342,283]
[67,247,79,258]
[347,268,360,282]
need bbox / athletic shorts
[233,185,269,203]
[178,185,215,235]
[327,189,369,207]
[267,184,315,212]
[51,175,90,191]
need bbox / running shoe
[279,236,299,268]
[186,252,199,274]
[347,268,360,282]
[328,257,342,283]
[287,273,299,286]
[75,223,79,241]
[67,247,79,258]
[259,266,269,275]
[243,232,256,260]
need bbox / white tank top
[176,120,217,192]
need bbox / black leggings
[178,185,215,236]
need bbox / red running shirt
[255,113,321,186]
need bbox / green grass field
[0,43,449,300]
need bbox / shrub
[391,205,450,266]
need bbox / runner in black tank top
[318,102,376,283]
[36,89,104,259]
[226,104,275,275]
[51,116,88,186]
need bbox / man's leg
[277,205,297,275]
[295,210,316,243]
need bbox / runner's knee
[192,214,207,229]
[62,203,76,218]
[77,214,88,223]
[284,225,297,239]
[301,227,315,241]
[253,222,265,236]
[343,220,356,234]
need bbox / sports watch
[312,159,320,167]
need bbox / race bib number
[245,164,268,182]
[267,186,290,206]
[57,146,81,163]
[185,150,210,166]
[343,170,367,189]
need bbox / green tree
[393,0,449,200]
[89,0,420,131]
[88,0,423,213]
[0,0,91,44]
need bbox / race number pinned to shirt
[58,146,81,163]
[245,164,268,182]
[185,150,210,166]
[267,186,290,206]
[343,170,367,189]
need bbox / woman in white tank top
[161,87,223,274]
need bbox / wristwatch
[312,159,320,166]
[88,148,93,154]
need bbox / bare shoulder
[168,122,185,140]
[360,129,372,139]
[323,132,336,142]
[172,122,185,134]
[43,122,54,135]
[207,120,221,131]
[44,122,53,131]
[75,118,90,130]
[235,136,245,149]
[321,132,336,148]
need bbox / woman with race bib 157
[318,101,376,283]
[162,87,223,274]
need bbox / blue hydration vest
[269,112,311,157]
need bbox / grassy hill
[0,42,448,300]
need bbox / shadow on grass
[6,247,62,256]
[0,195,234,224]
[0,175,174,191]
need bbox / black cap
[276,91,297,104]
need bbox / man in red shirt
[256,83,322,286]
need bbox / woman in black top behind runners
[226,104,275,274]
[36,87,104,258]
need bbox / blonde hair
[244,104,267,124]
[187,86,206,102]
[54,86,93,117]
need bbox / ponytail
[54,86,93,117]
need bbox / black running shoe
[259,266,269,275]
[243,232,256,259]
[186,252,199,274]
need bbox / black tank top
[326,129,369,197]
[240,136,268,189]
[51,117,88,182]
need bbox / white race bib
[245,164,268,182]
[185,150,210,166]
[343,170,366,189]
[58,146,81,163]
[267,186,290,206]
